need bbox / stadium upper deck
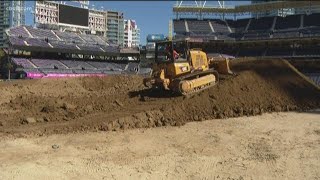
[172,1,320,58]
[173,1,320,15]
[173,13,320,41]
[3,25,147,79]
[7,26,121,56]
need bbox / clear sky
[25,1,250,44]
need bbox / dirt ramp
[0,60,319,136]
[167,60,319,121]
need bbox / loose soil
[0,59,319,137]
[1,112,319,179]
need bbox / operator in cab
[166,44,180,60]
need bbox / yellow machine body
[189,50,210,71]
[143,39,233,96]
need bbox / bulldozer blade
[211,59,234,75]
[143,78,155,88]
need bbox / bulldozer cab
[155,40,188,64]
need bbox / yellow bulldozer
[143,39,233,96]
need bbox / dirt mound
[0,59,319,137]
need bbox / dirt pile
[0,59,319,137]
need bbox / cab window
[156,43,173,62]
[173,42,187,61]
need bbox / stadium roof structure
[173,1,320,15]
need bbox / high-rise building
[34,1,126,46]
[123,19,140,47]
[11,1,25,27]
[106,11,124,46]
[0,1,10,48]
[251,0,320,18]
[0,0,25,48]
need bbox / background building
[35,1,126,46]
[0,0,25,48]
[124,19,140,47]
[106,11,124,46]
[251,0,320,18]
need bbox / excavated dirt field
[1,112,320,179]
[0,59,319,137]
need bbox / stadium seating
[8,26,119,55]
[31,59,67,69]
[25,38,51,48]
[138,67,152,75]
[215,33,234,40]
[248,17,274,31]
[6,12,320,79]
[25,26,58,40]
[86,61,125,71]
[100,46,120,53]
[228,32,243,40]
[78,44,104,52]
[54,31,84,43]
[300,27,320,37]
[238,48,266,57]
[60,60,96,70]
[125,62,140,73]
[266,49,293,56]
[12,58,35,68]
[8,26,30,37]
[11,57,149,79]
[49,41,78,50]
[173,20,187,34]
[9,37,26,46]
[174,13,320,41]
[187,20,212,33]
[295,48,320,56]
[210,20,229,33]
[188,33,215,39]
[304,13,320,27]
[79,34,107,45]
[73,69,103,74]
[225,20,237,32]
[229,19,250,33]
[41,69,74,75]
[275,15,301,30]
[22,68,41,73]
[273,31,300,39]
[110,62,127,70]
[87,61,113,70]
[306,73,320,86]
[6,25,147,79]
[243,31,270,40]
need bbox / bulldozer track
[180,81,216,96]
[176,69,219,96]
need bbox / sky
[25,1,250,44]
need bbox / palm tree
[5,62,13,80]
